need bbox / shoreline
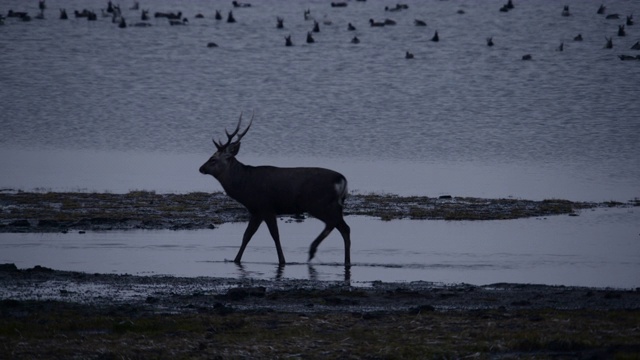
[1,264,639,358]
[1,190,636,233]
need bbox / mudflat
[1,191,639,358]
[1,190,635,233]
[1,264,639,359]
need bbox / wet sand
[1,264,639,358]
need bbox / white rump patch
[335,178,348,207]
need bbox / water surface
[1,0,639,287]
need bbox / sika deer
[199,113,351,265]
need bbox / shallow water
[1,207,638,288]
[1,0,639,287]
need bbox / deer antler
[213,112,254,150]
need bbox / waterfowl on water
[347,22,356,31]
[630,41,640,50]
[627,15,634,26]
[431,30,439,42]
[618,25,626,36]
[59,9,68,19]
[618,54,640,60]
[313,21,320,32]
[207,42,218,48]
[384,19,396,25]
[574,33,583,41]
[561,5,570,17]
[557,42,564,51]
[170,18,188,25]
[604,37,613,49]
[232,1,251,8]
[487,37,494,46]
[306,32,315,43]
[385,4,408,12]
[405,51,414,59]
[227,11,236,23]
[522,54,532,60]
[331,2,347,7]
[276,17,283,29]
[597,4,606,14]
[369,19,385,27]
[285,35,293,46]
[414,19,426,26]
[606,14,620,19]
[118,17,126,28]
[351,36,360,44]
[215,10,222,20]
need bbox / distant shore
[1,190,636,233]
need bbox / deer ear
[227,142,241,156]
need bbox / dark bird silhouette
[562,5,571,17]
[487,37,494,46]
[351,36,360,44]
[313,20,320,32]
[574,33,583,41]
[207,42,218,48]
[276,17,283,29]
[232,1,251,8]
[631,41,640,50]
[597,4,606,14]
[618,25,626,36]
[59,9,68,19]
[522,54,532,60]
[405,51,414,59]
[227,11,236,23]
[306,32,315,43]
[557,42,564,51]
[618,54,639,60]
[285,35,293,46]
[369,18,385,27]
[626,15,634,26]
[431,30,439,42]
[604,37,613,49]
[414,19,426,26]
[215,10,222,20]
[348,22,356,31]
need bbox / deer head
[199,112,253,178]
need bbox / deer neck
[216,157,250,199]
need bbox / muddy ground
[1,190,636,233]
[1,264,639,359]
[1,191,639,358]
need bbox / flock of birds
[3,0,640,61]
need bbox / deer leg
[234,215,262,263]
[308,224,335,263]
[264,215,286,265]
[336,219,351,265]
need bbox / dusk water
[1,0,639,287]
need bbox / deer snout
[199,164,207,174]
